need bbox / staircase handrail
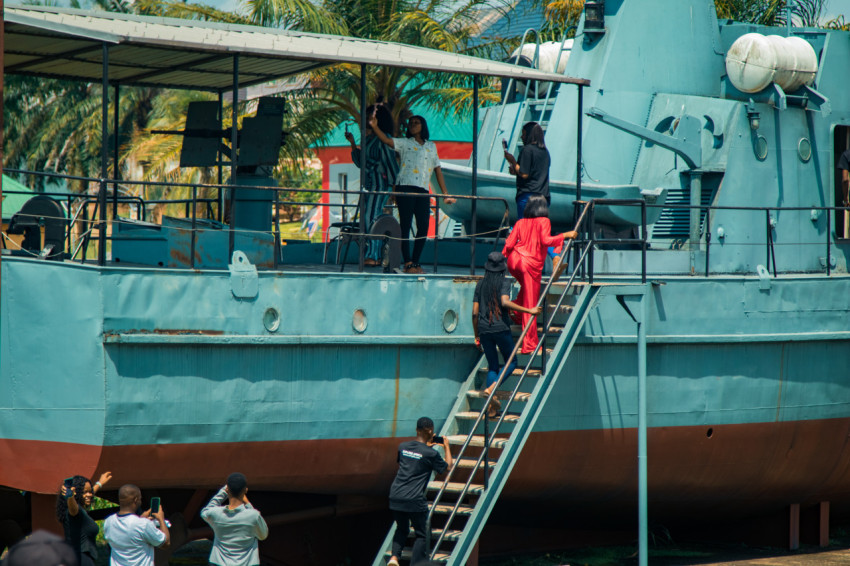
[485,28,542,170]
[426,201,593,559]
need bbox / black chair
[324,202,402,272]
[7,195,68,260]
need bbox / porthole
[353,309,368,333]
[798,137,812,162]
[263,307,281,332]
[442,309,458,333]
[754,135,768,161]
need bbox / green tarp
[2,175,33,219]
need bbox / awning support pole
[112,83,120,219]
[218,92,224,222]
[228,54,239,259]
[470,75,479,275]
[98,43,109,266]
[358,64,367,272]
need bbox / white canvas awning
[4,4,590,91]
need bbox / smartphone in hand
[64,477,74,499]
[502,139,508,150]
[432,435,444,444]
[150,497,161,514]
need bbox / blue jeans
[480,330,517,388]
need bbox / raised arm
[504,150,518,176]
[201,487,228,522]
[441,436,454,471]
[368,116,394,149]
[93,471,112,496]
[63,485,80,516]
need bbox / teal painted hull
[3,257,850,524]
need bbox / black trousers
[391,509,429,564]
[395,185,429,265]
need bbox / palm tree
[151,0,516,133]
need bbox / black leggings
[395,185,429,264]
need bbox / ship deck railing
[2,167,515,274]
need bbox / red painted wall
[314,142,472,242]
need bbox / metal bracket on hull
[229,251,258,298]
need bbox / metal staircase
[372,207,599,565]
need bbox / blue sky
[826,0,850,19]
[61,0,850,24]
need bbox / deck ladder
[486,28,572,171]
[372,206,598,565]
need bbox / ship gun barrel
[587,107,701,169]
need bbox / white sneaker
[388,558,400,566]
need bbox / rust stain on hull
[7,418,850,528]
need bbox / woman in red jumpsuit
[503,195,577,353]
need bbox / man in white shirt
[103,484,170,566]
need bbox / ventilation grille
[651,187,714,239]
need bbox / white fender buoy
[726,33,817,93]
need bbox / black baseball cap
[416,417,434,430]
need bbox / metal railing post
[190,185,197,269]
[704,205,710,278]
[642,201,647,284]
[827,208,832,276]
[274,189,281,269]
[433,196,439,274]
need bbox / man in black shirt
[839,149,850,237]
[840,149,850,207]
[387,417,453,566]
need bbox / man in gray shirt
[201,473,269,566]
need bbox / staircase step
[446,434,509,449]
[431,503,475,516]
[477,367,541,378]
[509,324,563,335]
[391,549,451,563]
[455,457,497,470]
[430,528,464,542]
[516,348,553,358]
[467,390,531,402]
[455,411,521,423]
[427,480,485,495]
[544,304,574,316]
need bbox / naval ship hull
[3,256,849,535]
